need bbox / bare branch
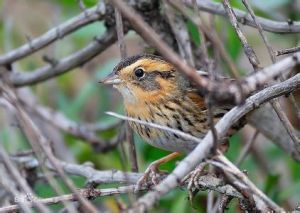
[168,0,241,78]
[276,46,300,56]
[1,84,98,212]
[0,144,50,212]
[270,100,300,151]
[19,96,121,152]
[0,2,106,65]
[240,0,300,151]
[114,7,138,173]
[163,2,195,66]
[222,0,259,70]
[184,0,300,33]
[236,130,259,166]
[9,30,117,87]
[241,0,276,63]
[0,157,247,213]
[0,185,145,212]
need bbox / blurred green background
[0,0,300,212]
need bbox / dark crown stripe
[113,54,165,73]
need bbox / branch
[0,163,246,213]
[1,84,98,212]
[1,154,247,212]
[222,0,259,70]
[0,144,50,212]
[0,2,106,65]
[276,46,300,56]
[18,96,121,152]
[9,29,117,87]
[0,185,144,213]
[184,0,300,33]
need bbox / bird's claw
[135,162,167,191]
[185,163,207,201]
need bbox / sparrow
[101,54,237,186]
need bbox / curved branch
[0,2,106,65]
[184,0,300,33]
[9,30,117,87]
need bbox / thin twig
[9,30,117,87]
[1,84,98,213]
[222,0,259,70]
[249,106,300,162]
[184,0,300,34]
[0,2,106,65]
[168,0,241,78]
[236,130,259,166]
[19,96,120,152]
[270,100,300,152]
[242,0,276,63]
[114,7,138,173]
[163,2,195,66]
[241,0,300,152]
[0,185,145,213]
[115,8,127,59]
[276,46,300,56]
[0,169,32,213]
[0,144,50,213]
[190,0,219,152]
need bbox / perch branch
[0,2,106,65]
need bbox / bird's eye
[134,68,145,78]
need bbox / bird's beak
[99,72,121,85]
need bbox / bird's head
[101,54,181,105]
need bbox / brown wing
[186,71,236,109]
[186,71,233,116]
[186,90,207,110]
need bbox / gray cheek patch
[132,73,161,91]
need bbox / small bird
[101,54,236,185]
